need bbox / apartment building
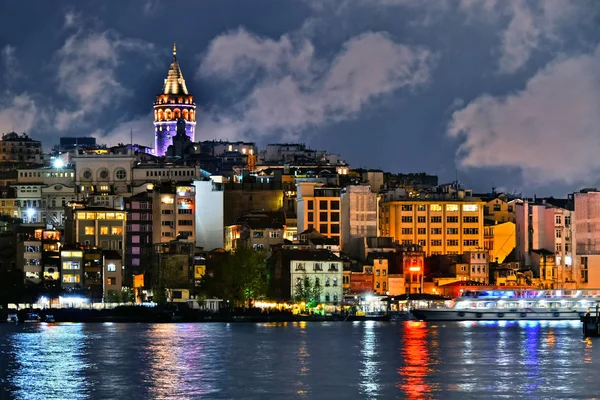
[297,182,342,246]
[379,199,485,256]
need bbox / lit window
[84,226,95,235]
[463,204,479,212]
[107,263,116,272]
[111,227,123,235]
[446,204,458,212]
[100,226,109,235]
[430,204,442,212]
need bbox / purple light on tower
[154,43,196,156]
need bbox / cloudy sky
[1,0,599,196]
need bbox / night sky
[1,0,599,196]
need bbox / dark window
[330,224,340,234]
[331,212,340,222]
[308,212,314,222]
[307,200,314,210]
[320,200,328,210]
[330,200,340,210]
[319,224,328,234]
[320,212,328,222]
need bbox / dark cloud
[0,0,598,196]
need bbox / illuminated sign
[409,266,421,272]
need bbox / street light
[53,158,65,169]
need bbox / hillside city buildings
[2,44,600,308]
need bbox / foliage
[121,287,135,303]
[199,248,268,307]
[0,267,24,308]
[293,273,322,305]
[153,257,189,305]
[105,290,121,303]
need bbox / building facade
[297,182,342,246]
[341,185,378,253]
[290,252,343,304]
[379,199,485,256]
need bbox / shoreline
[1,308,401,324]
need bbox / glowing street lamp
[53,158,65,169]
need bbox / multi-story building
[482,193,522,224]
[64,205,126,254]
[123,192,154,285]
[61,245,84,291]
[21,232,42,284]
[341,185,378,254]
[14,167,76,227]
[194,177,225,251]
[72,153,135,208]
[372,257,389,294]
[515,199,574,287]
[379,189,485,256]
[297,182,342,246]
[154,44,196,156]
[0,132,44,168]
[83,248,103,301]
[289,250,343,304]
[152,184,196,243]
[103,250,123,300]
[224,211,285,251]
[463,251,489,284]
[483,221,516,264]
[572,190,600,287]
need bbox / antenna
[130,128,133,155]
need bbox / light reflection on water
[1,321,600,399]
[397,321,434,399]
[359,320,379,398]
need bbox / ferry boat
[412,289,600,321]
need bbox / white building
[289,251,343,304]
[341,185,378,255]
[193,177,225,250]
[15,167,77,227]
[515,199,574,287]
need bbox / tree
[153,257,189,305]
[199,248,268,307]
[293,273,322,306]
[0,267,24,310]
[105,290,122,303]
[121,287,135,303]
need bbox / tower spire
[173,42,177,57]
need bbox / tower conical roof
[162,43,189,95]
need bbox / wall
[194,179,224,250]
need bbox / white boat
[412,289,600,321]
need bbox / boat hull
[412,309,584,321]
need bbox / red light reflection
[397,321,433,399]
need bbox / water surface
[0,321,597,399]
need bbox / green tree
[293,273,322,306]
[199,248,267,307]
[121,287,135,303]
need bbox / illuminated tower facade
[154,44,196,156]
